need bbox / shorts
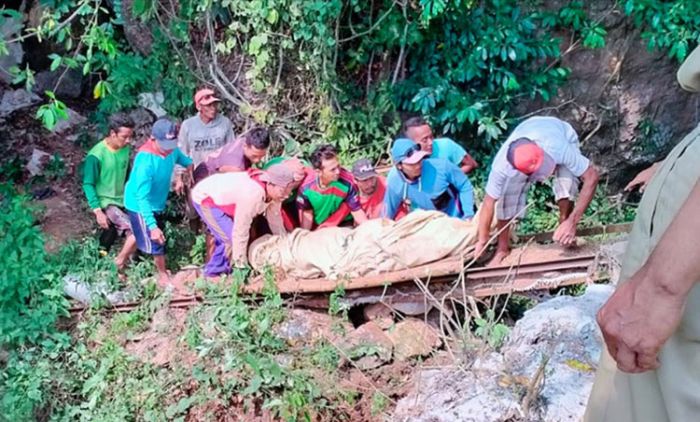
[496,166,580,221]
[127,210,166,256]
[104,205,132,236]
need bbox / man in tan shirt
[584,43,700,422]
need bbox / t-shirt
[82,140,131,209]
[359,176,387,219]
[297,169,361,226]
[124,140,193,229]
[384,158,475,220]
[432,137,467,166]
[485,116,590,199]
[191,171,285,265]
[177,114,235,170]
[203,137,249,173]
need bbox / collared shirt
[297,168,361,226]
[192,170,285,264]
[384,158,475,220]
[485,116,590,199]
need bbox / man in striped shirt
[297,144,368,230]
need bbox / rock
[0,16,23,84]
[26,148,52,176]
[502,284,614,422]
[139,92,168,118]
[386,319,441,361]
[338,321,393,368]
[363,303,394,329]
[33,67,84,99]
[127,107,157,141]
[0,89,41,117]
[393,368,522,422]
[515,1,699,191]
[119,0,154,55]
[275,309,352,346]
[51,107,87,134]
[390,299,432,316]
[392,285,615,422]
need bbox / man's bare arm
[597,179,700,373]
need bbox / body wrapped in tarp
[248,210,486,279]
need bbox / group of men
[83,87,600,290]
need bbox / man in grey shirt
[175,88,235,191]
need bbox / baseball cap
[391,138,429,165]
[151,118,179,151]
[507,138,556,181]
[194,88,221,107]
[351,158,378,180]
[261,164,296,187]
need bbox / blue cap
[391,138,429,164]
[151,118,178,150]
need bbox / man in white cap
[475,116,600,265]
[124,118,193,289]
[190,164,295,276]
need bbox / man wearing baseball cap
[190,164,295,276]
[124,118,193,289]
[352,158,387,220]
[177,88,235,169]
[383,138,475,220]
[475,116,600,266]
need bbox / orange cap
[194,89,221,107]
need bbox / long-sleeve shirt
[191,171,285,264]
[124,140,192,229]
[82,140,131,209]
[383,158,475,220]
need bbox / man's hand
[597,266,687,373]
[553,218,577,246]
[624,162,660,193]
[474,240,488,258]
[93,209,109,229]
[174,175,186,195]
[150,227,166,244]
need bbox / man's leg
[115,234,137,269]
[553,166,579,223]
[490,173,530,266]
[557,198,574,222]
[490,219,512,266]
[127,210,170,288]
[153,254,169,287]
[105,206,137,270]
[193,202,234,278]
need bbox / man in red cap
[175,88,235,191]
[475,116,600,265]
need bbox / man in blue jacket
[383,138,475,220]
[124,118,193,289]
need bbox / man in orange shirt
[351,158,386,220]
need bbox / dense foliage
[1,0,698,419]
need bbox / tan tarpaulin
[248,210,487,279]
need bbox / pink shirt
[191,171,285,264]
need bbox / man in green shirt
[82,114,136,270]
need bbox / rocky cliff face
[518,1,699,190]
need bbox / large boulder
[392,284,614,421]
